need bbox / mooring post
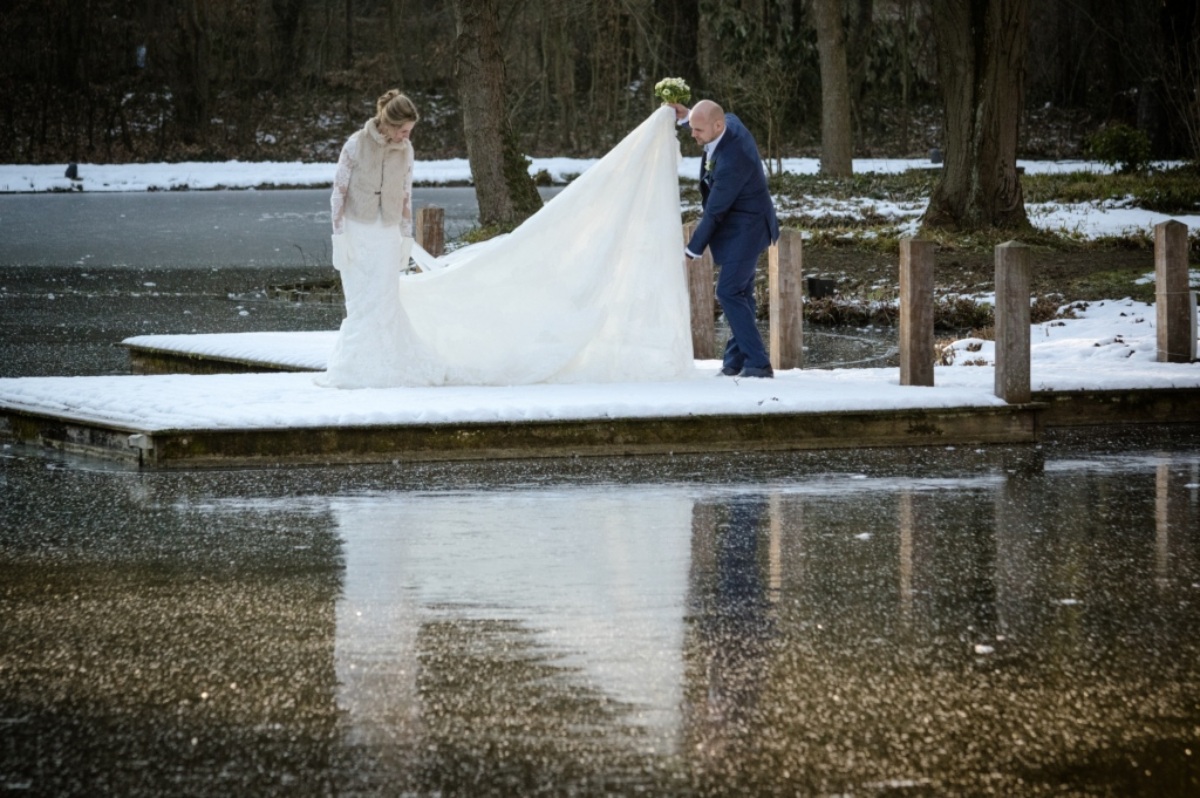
[416,206,445,257]
[994,241,1031,404]
[1194,290,1199,361]
[899,238,935,386]
[683,222,716,360]
[1155,220,1194,362]
[769,228,804,370]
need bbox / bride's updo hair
[376,89,420,127]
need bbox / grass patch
[804,293,1075,333]
[1020,162,1200,213]
[909,225,1074,253]
[1069,268,1157,303]
[802,227,906,254]
[456,223,515,245]
[769,170,939,203]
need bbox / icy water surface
[2,430,1199,796]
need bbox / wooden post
[1193,291,1199,360]
[416,206,445,257]
[899,238,935,386]
[683,222,716,360]
[768,228,804,370]
[1155,220,1194,362]
[994,241,1031,404]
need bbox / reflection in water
[671,460,1200,795]
[330,488,693,790]
[683,497,775,771]
[1,438,1199,795]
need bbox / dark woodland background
[2,0,1197,166]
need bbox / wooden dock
[0,399,1044,469]
[0,334,1195,470]
[4,381,1197,470]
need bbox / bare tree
[344,0,354,69]
[266,0,306,87]
[700,0,802,173]
[813,0,854,176]
[451,0,542,228]
[17,0,1200,169]
[1151,0,1200,159]
[168,0,212,147]
[922,0,1032,231]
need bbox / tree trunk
[1152,0,1200,158]
[542,0,575,152]
[923,0,1032,231]
[270,0,305,87]
[652,0,700,87]
[812,0,853,176]
[171,0,210,146]
[451,0,542,228]
[696,5,722,88]
[845,0,874,139]
[344,0,353,69]
[898,0,915,154]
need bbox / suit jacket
[686,114,780,265]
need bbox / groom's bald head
[688,100,726,146]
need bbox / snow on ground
[4,157,1197,241]
[120,296,1195,380]
[0,367,1010,432]
[0,155,1155,195]
[1024,199,1200,240]
[938,297,1198,369]
[0,297,1194,433]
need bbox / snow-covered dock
[0,366,1046,469]
[0,331,1194,468]
[3,295,1198,469]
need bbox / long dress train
[317,106,693,388]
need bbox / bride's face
[381,120,415,143]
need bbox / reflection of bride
[316,105,694,389]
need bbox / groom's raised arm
[668,102,691,127]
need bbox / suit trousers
[716,253,770,371]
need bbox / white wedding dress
[316,106,693,388]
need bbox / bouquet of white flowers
[653,77,691,106]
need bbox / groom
[671,100,780,378]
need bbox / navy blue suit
[686,114,780,373]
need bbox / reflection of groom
[671,100,780,378]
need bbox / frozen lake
[2,432,1199,794]
[0,186,544,269]
[2,190,1198,795]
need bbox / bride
[317,98,694,389]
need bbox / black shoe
[739,365,774,378]
[717,366,741,376]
